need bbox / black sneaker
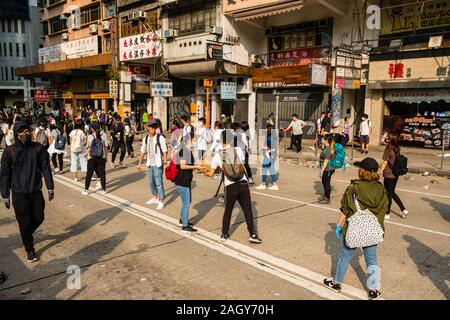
[220,234,229,242]
[365,150,369,154]
[249,234,262,244]
[181,226,197,233]
[26,251,39,263]
[0,271,7,284]
[368,290,381,300]
[179,219,194,226]
[323,278,342,292]
[318,198,331,204]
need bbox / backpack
[145,134,164,158]
[390,153,408,176]
[345,192,384,249]
[35,128,47,146]
[90,136,104,158]
[221,148,246,182]
[54,130,66,150]
[71,130,83,153]
[329,143,346,169]
[165,154,180,182]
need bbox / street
[0,149,449,300]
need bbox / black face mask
[18,132,31,144]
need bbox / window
[104,2,116,18]
[3,43,6,56]
[11,67,14,81]
[7,19,11,33]
[50,17,67,34]
[1,19,4,33]
[0,45,2,57]
[14,19,18,33]
[104,35,111,52]
[43,21,48,36]
[169,3,216,37]
[80,5,100,25]
[1,67,3,81]
[21,20,25,34]
[16,43,20,57]
[9,43,13,57]
[5,67,8,81]
[23,43,26,57]
[120,10,160,37]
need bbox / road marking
[53,174,372,300]
[252,192,450,238]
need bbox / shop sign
[268,47,327,67]
[380,0,450,36]
[128,65,151,82]
[38,36,99,63]
[206,42,223,60]
[91,93,111,99]
[309,64,328,86]
[34,90,49,103]
[335,47,362,90]
[119,32,162,62]
[109,80,118,98]
[223,35,240,45]
[150,82,173,97]
[221,82,237,100]
[385,89,450,103]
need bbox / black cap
[354,157,379,172]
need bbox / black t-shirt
[321,116,331,133]
[175,147,194,187]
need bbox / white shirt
[69,129,87,153]
[360,119,372,136]
[196,125,208,151]
[140,134,168,168]
[210,147,248,187]
[182,124,192,139]
[209,129,224,152]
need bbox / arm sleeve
[40,147,54,191]
[340,186,355,217]
[0,147,12,198]
[140,136,147,154]
[160,136,168,153]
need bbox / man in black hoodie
[0,121,54,262]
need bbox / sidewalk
[278,138,450,177]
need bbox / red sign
[268,47,327,67]
[34,90,49,103]
[388,63,404,79]
[128,65,151,75]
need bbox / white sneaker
[401,210,409,218]
[385,214,390,220]
[255,184,267,190]
[120,162,126,168]
[146,198,158,205]
[156,201,164,210]
[81,190,88,196]
[74,178,79,182]
[101,190,107,196]
[53,168,60,174]
[268,184,279,191]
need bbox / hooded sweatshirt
[340,179,389,237]
[0,121,54,198]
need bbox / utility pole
[111,0,119,112]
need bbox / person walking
[180,115,193,143]
[0,121,55,262]
[255,124,279,191]
[64,117,73,146]
[195,117,209,161]
[379,134,408,220]
[209,121,224,153]
[203,130,262,243]
[318,134,336,204]
[323,157,388,300]
[169,120,182,155]
[82,123,109,196]
[138,120,168,210]
[4,118,15,147]
[283,114,306,153]
[110,115,126,168]
[359,114,372,154]
[47,124,66,174]
[341,117,352,146]
[141,110,149,130]
[69,120,87,182]
[124,117,135,158]
[320,112,332,137]
[240,121,254,186]
[33,119,50,149]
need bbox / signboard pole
[442,131,448,170]
[205,87,210,128]
[275,94,279,131]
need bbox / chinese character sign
[150,82,173,97]
[120,32,162,62]
[221,82,237,100]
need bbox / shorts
[360,135,369,144]
[70,152,88,172]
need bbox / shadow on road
[421,198,450,223]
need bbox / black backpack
[391,153,408,176]
[90,137,104,158]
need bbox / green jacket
[340,179,389,237]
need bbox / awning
[234,1,304,21]
[385,89,450,103]
[168,60,237,78]
[15,53,112,77]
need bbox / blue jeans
[147,166,165,199]
[334,240,379,289]
[262,157,278,184]
[176,185,191,226]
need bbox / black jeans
[85,158,106,191]
[223,181,255,236]
[291,134,303,152]
[12,191,45,252]
[126,136,134,156]
[322,169,335,200]
[244,151,253,178]
[384,177,405,213]
[112,140,126,163]
[51,153,63,171]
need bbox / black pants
[65,130,71,145]
[244,151,253,178]
[223,181,255,236]
[85,158,106,191]
[322,169,335,200]
[384,177,405,213]
[126,136,134,156]
[291,134,303,152]
[51,153,63,171]
[112,140,126,163]
[12,191,45,252]
[198,149,205,161]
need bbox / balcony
[223,0,305,21]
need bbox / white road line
[252,191,450,238]
[333,178,450,200]
[53,174,373,300]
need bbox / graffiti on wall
[169,98,191,125]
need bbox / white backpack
[71,130,83,153]
[345,193,384,249]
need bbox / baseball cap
[147,119,158,127]
[353,157,379,172]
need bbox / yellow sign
[352,80,361,89]
[90,93,111,99]
[203,79,213,88]
[381,0,450,35]
[118,105,131,118]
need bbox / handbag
[345,193,384,249]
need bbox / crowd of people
[0,106,411,300]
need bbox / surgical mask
[18,132,31,144]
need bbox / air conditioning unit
[60,15,68,20]
[211,26,223,36]
[62,33,69,41]
[428,35,443,49]
[89,24,98,34]
[102,21,110,32]
[164,29,177,39]
[132,11,146,20]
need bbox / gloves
[48,190,55,202]
[335,225,342,239]
[2,198,10,209]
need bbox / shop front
[367,49,450,148]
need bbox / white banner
[151,82,173,97]
[38,36,98,63]
[120,31,162,62]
